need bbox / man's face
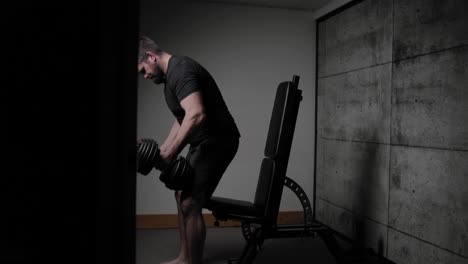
[138,53,165,84]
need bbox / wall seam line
[318,61,393,79]
[393,43,468,63]
[387,0,395,258]
[387,227,468,260]
[318,136,468,152]
[316,196,388,226]
[317,43,468,81]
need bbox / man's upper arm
[175,66,200,102]
[180,91,204,115]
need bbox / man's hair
[138,36,164,63]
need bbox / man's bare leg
[161,191,188,264]
[181,197,206,264]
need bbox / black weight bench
[204,75,345,264]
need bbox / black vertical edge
[4,1,139,263]
[313,18,319,222]
[95,0,139,263]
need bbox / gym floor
[136,227,338,264]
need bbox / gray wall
[316,0,468,263]
[137,0,316,214]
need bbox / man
[138,36,240,264]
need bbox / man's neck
[159,53,173,75]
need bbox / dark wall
[316,0,468,263]
[4,1,138,263]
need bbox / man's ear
[145,51,156,63]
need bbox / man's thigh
[185,136,239,203]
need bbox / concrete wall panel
[318,63,391,143]
[389,146,468,256]
[388,229,468,264]
[316,138,389,224]
[392,46,468,150]
[317,1,468,262]
[393,0,468,60]
[317,199,388,256]
[318,0,392,77]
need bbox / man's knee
[175,190,183,203]
[180,197,202,218]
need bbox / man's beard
[152,67,166,84]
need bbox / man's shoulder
[172,55,199,67]
[171,55,199,73]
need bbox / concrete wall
[137,0,316,214]
[316,0,468,263]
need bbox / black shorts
[185,136,239,202]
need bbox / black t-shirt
[164,55,241,145]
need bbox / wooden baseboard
[136,211,304,229]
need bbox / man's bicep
[175,70,200,101]
[180,91,204,114]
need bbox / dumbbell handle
[137,138,176,174]
[154,149,170,171]
[137,138,193,190]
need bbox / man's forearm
[165,111,205,158]
[160,120,180,151]
[160,91,205,162]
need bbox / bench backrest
[253,76,302,225]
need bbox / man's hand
[159,145,176,164]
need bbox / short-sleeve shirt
[164,55,241,145]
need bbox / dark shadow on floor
[137,227,338,264]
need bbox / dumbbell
[136,138,193,191]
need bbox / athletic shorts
[185,136,239,202]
